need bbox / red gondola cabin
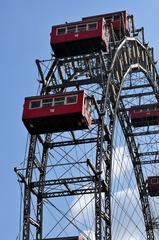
[22,91,92,134]
[147,176,159,197]
[130,104,159,127]
[82,10,129,40]
[50,18,109,58]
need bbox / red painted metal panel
[51,19,102,44]
[147,176,159,196]
[131,110,159,119]
[82,11,129,31]
[50,18,109,57]
[130,104,159,127]
[23,92,83,119]
[22,91,92,134]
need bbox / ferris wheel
[15,10,159,240]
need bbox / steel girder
[18,36,159,240]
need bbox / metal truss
[16,21,159,240]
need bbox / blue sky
[1,0,159,239]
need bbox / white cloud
[111,187,146,239]
[68,193,96,239]
[112,146,132,179]
[69,186,146,240]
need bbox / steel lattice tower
[15,12,159,240]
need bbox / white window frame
[29,99,42,109]
[77,24,87,32]
[56,27,66,36]
[67,25,77,34]
[65,95,78,105]
[53,96,66,106]
[88,22,98,31]
[42,98,53,108]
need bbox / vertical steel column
[36,134,52,240]
[95,114,105,240]
[95,56,112,240]
[23,135,37,240]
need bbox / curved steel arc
[104,36,158,239]
[91,36,158,239]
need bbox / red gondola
[50,18,109,58]
[146,176,159,197]
[130,104,159,127]
[22,91,92,134]
[82,10,129,40]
